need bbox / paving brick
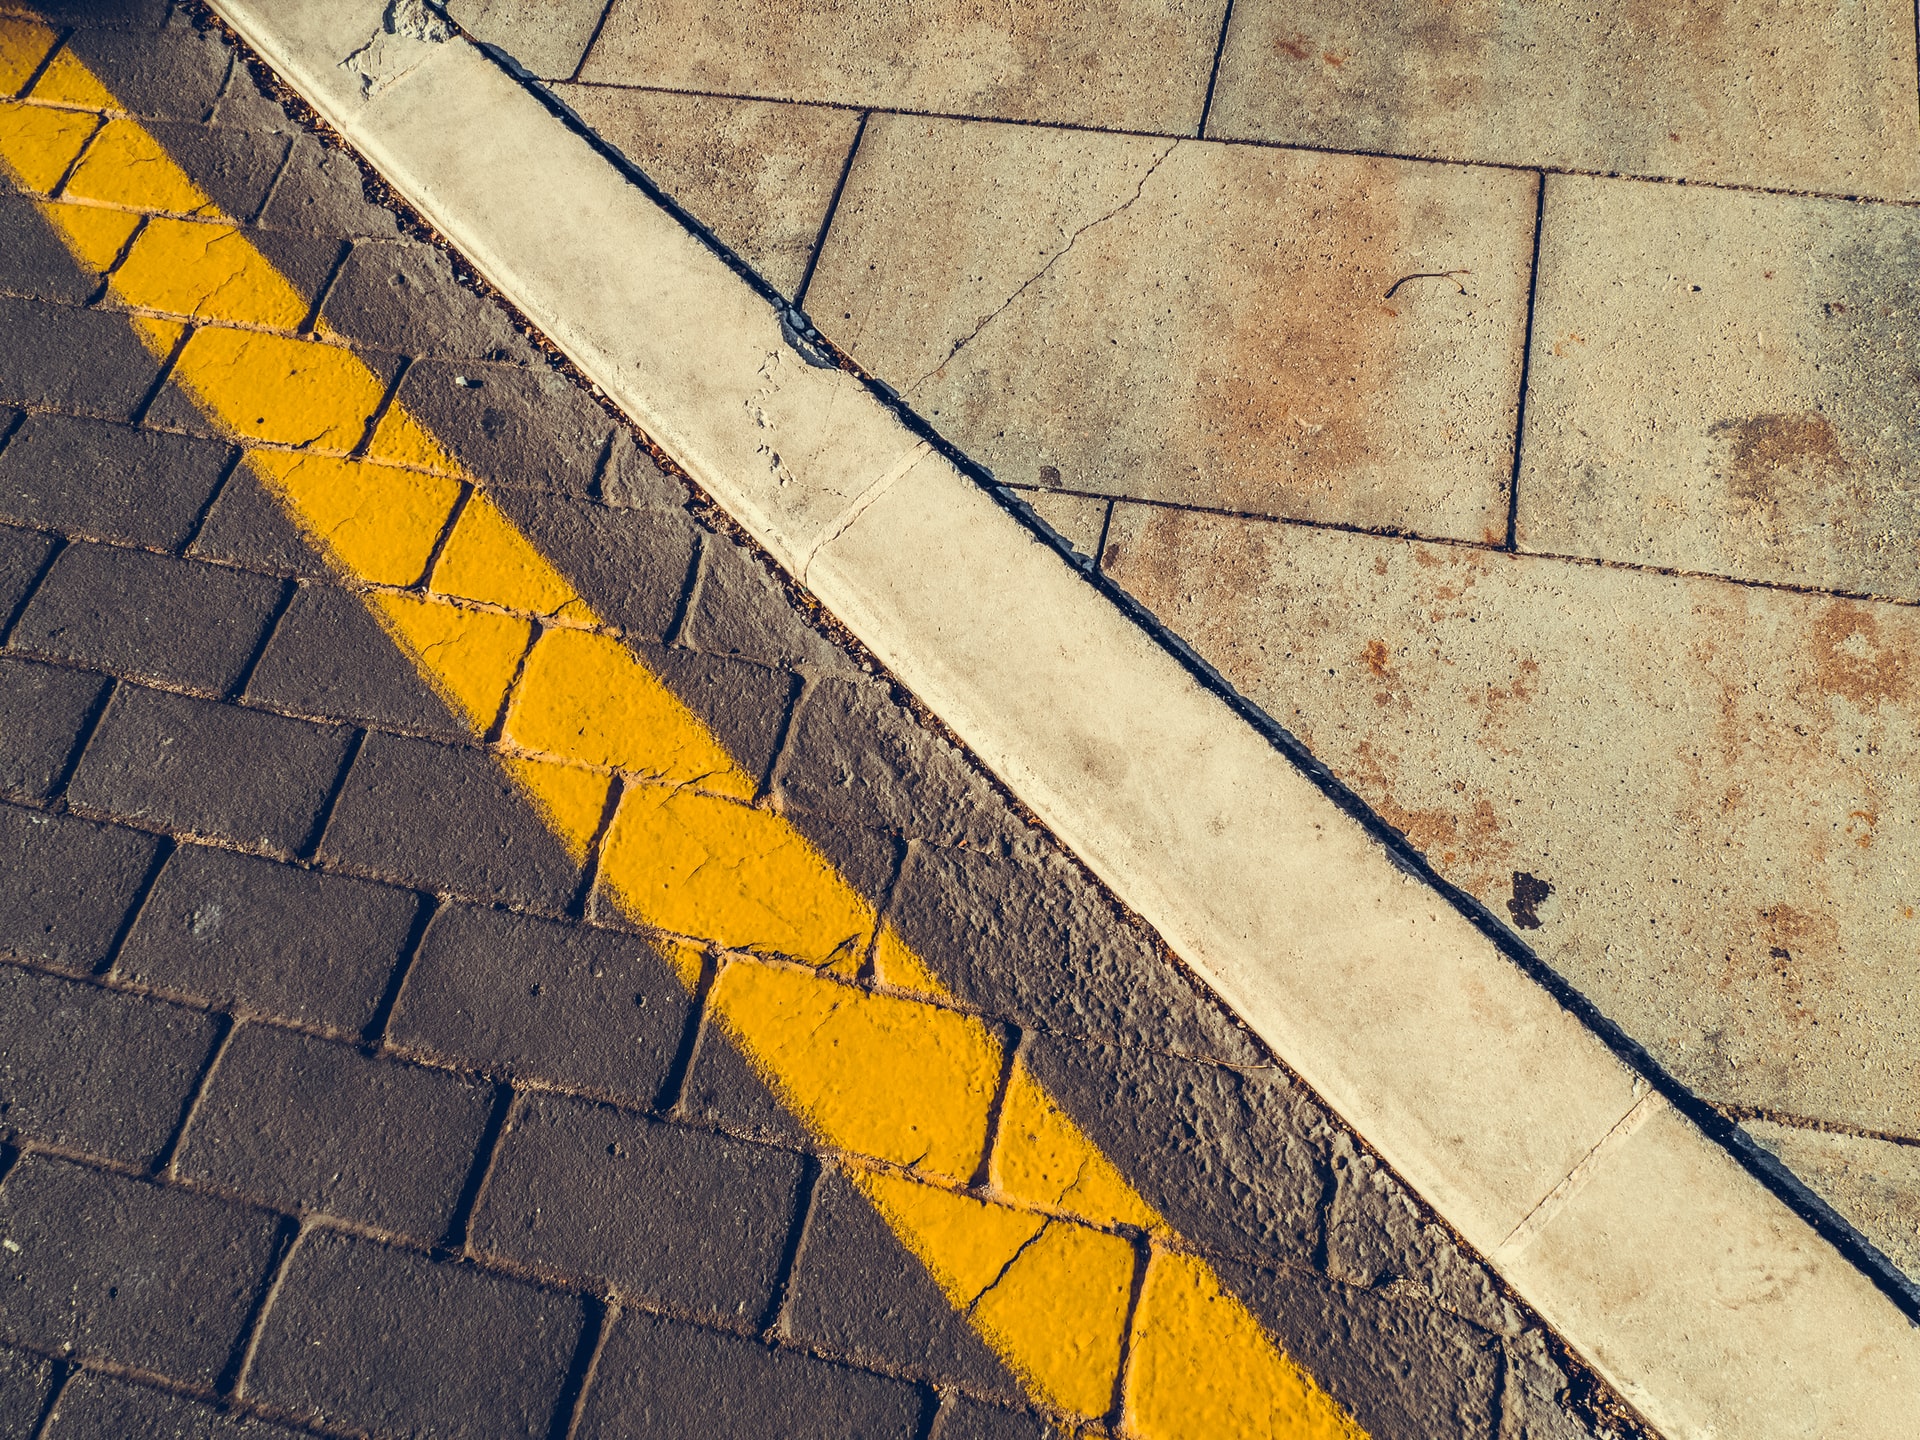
[576,1309,926,1440]
[0,194,96,304]
[1020,1032,1324,1266]
[473,1091,804,1323]
[60,14,232,122]
[551,85,862,299]
[12,543,283,694]
[317,239,536,363]
[244,582,463,738]
[391,359,623,498]
[388,903,689,1104]
[0,965,218,1164]
[1217,1256,1500,1440]
[29,0,169,31]
[676,1014,809,1148]
[233,227,345,310]
[783,1166,1018,1398]
[487,488,696,643]
[0,657,108,802]
[320,733,579,907]
[678,531,853,674]
[68,687,352,853]
[255,133,398,239]
[935,1397,1053,1440]
[0,524,51,626]
[1499,1331,1602,1440]
[581,0,1227,133]
[242,1229,583,1439]
[0,1154,280,1383]
[890,843,1260,1062]
[42,1369,307,1440]
[446,0,610,79]
[0,412,233,549]
[0,805,160,971]
[0,1344,53,1440]
[1208,0,1920,201]
[808,118,1534,541]
[141,344,402,443]
[114,843,419,1035]
[176,1024,492,1238]
[1519,177,1920,602]
[778,675,1028,852]
[643,644,794,788]
[0,296,165,420]
[186,468,329,579]
[64,121,287,224]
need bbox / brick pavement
[0,7,1648,1436]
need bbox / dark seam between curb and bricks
[2,6,1655,1437]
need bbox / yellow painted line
[0,31,1365,1437]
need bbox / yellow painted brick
[365,400,462,474]
[659,938,706,989]
[599,782,874,964]
[28,46,115,111]
[125,312,185,359]
[63,115,211,214]
[433,492,591,621]
[247,451,460,587]
[856,1169,1135,1420]
[993,1063,1162,1234]
[505,628,754,800]
[1125,1251,1363,1440]
[872,922,955,1000]
[112,217,308,328]
[36,199,140,271]
[707,957,1001,1181]
[0,17,56,98]
[369,591,530,731]
[170,328,389,450]
[0,98,96,191]
[501,754,611,861]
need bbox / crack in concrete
[965,1218,1051,1314]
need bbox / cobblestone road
[0,7,1647,1438]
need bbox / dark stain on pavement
[1507,871,1554,930]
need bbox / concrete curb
[207,3,1920,1434]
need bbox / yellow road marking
[0,37,1367,1437]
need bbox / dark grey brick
[0,805,160,971]
[0,525,54,626]
[784,1167,1018,1399]
[472,1092,804,1324]
[28,0,169,28]
[0,297,164,420]
[187,467,328,579]
[392,360,615,497]
[237,227,345,309]
[680,532,854,674]
[1221,1256,1500,1440]
[209,56,300,134]
[779,676,1029,852]
[114,843,419,1034]
[320,732,579,908]
[891,843,1261,1062]
[600,431,686,510]
[677,1015,808,1148]
[62,16,231,122]
[12,544,283,693]
[389,903,689,1104]
[176,1025,491,1238]
[0,412,232,548]
[935,1397,1054,1440]
[487,489,698,644]
[243,1229,583,1439]
[135,122,287,224]
[1021,1032,1324,1267]
[0,966,217,1164]
[646,644,794,789]
[43,1370,307,1440]
[318,240,535,363]
[0,195,95,304]
[578,1311,926,1440]
[0,1155,280,1383]
[256,132,398,239]
[0,657,108,801]
[0,1344,53,1440]
[67,687,352,852]
[244,582,462,738]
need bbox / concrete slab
[1745,1121,1920,1281]
[1207,0,1920,201]
[1519,175,1920,601]
[808,116,1536,541]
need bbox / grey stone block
[936,1397,1055,1440]
[0,296,164,420]
[0,525,54,627]
[62,15,232,122]
[487,488,698,643]
[318,239,535,363]
[676,1013,809,1148]
[679,531,853,674]
[0,1345,52,1440]
[0,195,96,304]
[0,805,161,972]
[186,466,329,579]
[0,412,232,549]
[43,1369,307,1439]
[391,359,614,497]
[0,657,109,801]
[256,132,398,239]
[132,121,287,224]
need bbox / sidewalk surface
[449,0,1920,1284]
[0,7,1655,1439]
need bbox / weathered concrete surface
[1744,1121,1920,1279]
[1207,0,1920,201]
[809,117,1536,541]
[552,84,861,298]
[580,0,1230,133]
[1520,176,1920,601]
[1104,504,1920,1141]
[444,0,608,80]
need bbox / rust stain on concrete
[1811,602,1909,709]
